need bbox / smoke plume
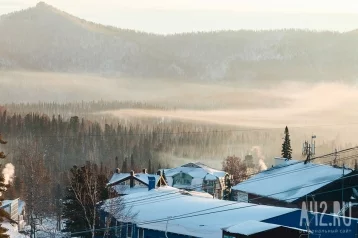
[2,163,15,185]
[251,146,268,171]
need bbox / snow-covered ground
[4,217,70,238]
[2,222,26,238]
[30,218,69,238]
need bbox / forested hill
[1,2,358,82]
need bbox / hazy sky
[1,0,358,33]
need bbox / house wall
[169,173,226,199]
[1,199,26,232]
[223,227,306,238]
[264,210,358,238]
[172,173,193,187]
[231,190,299,208]
[132,226,201,238]
[203,178,223,198]
[97,216,202,238]
[100,222,201,238]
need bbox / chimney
[130,170,135,188]
[115,168,120,174]
[142,168,147,174]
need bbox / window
[138,228,144,238]
[236,191,248,202]
[115,221,122,237]
[127,224,132,237]
[172,173,192,186]
[204,180,216,195]
[223,235,235,238]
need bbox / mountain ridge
[1,2,358,82]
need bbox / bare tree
[0,134,6,159]
[63,162,109,238]
[222,155,249,185]
[63,162,136,238]
[0,133,10,238]
[19,145,53,238]
[102,187,137,238]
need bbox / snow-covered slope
[1,2,358,82]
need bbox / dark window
[138,228,144,238]
[127,224,132,237]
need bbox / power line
[102,146,358,209]
[226,148,358,187]
[69,149,358,235]
[103,151,358,209]
[72,171,358,236]
[106,149,358,209]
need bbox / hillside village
[1,2,358,238]
[97,157,358,238]
[1,118,358,238]
[1,124,358,238]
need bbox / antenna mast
[303,135,316,164]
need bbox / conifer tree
[62,162,109,238]
[281,126,292,160]
[0,134,10,238]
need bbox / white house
[163,162,229,199]
[1,198,26,231]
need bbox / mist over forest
[1,2,358,168]
[1,4,358,235]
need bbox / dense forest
[1,101,357,225]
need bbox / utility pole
[303,135,316,164]
[303,142,311,164]
[342,163,345,208]
[311,135,316,156]
[333,148,338,166]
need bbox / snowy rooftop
[223,220,308,235]
[182,190,214,199]
[165,162,226,179]
[1,200,13,208]
[108,172,130,185]
[103,187,297,238]
[223,220,280,235]
[112,185,151,195]
[232,159,353,202]
[108,172,160,186]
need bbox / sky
[0,0,357,33]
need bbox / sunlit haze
[1,0,357,33]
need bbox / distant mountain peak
[35,1,60,13]
[36,1,52,8]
